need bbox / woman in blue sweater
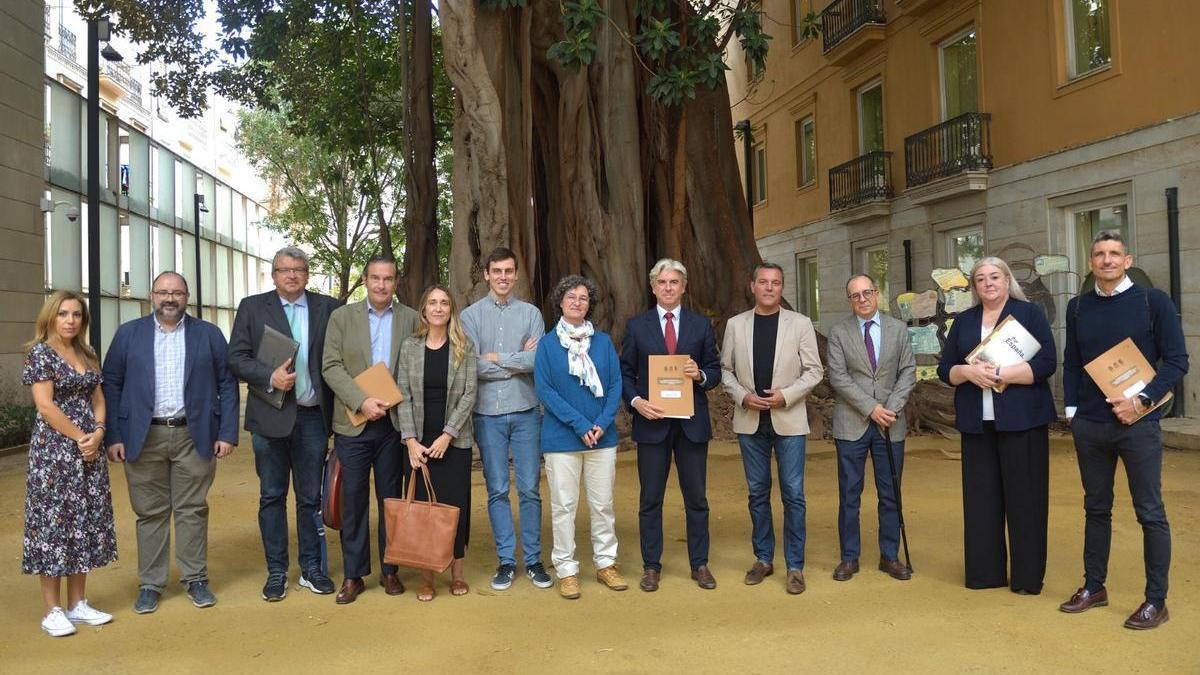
[938,257,1057,595]
[534,275,626,599]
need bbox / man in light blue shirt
[460,247,550,591]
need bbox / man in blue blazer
[620,258,722,592]
[103,271,240,615]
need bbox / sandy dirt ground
[0,432,1197,673]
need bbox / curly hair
[549,275,599,321]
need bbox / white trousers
[544,447,619,578]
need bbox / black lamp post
[194,193,208,319]
[86,17,123,357]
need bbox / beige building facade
[731,0,1200,413]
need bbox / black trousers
[1071,417,1170,603]
[335,419,402,579]
[404,444,472,560]
[637,421,710,571]
[960,423,1049,593]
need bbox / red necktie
[664,312,677,355]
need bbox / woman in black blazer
[938,256,1057,594]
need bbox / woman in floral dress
[22,290,117,637]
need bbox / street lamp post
[86,17,122,357]
[194,193,208,319]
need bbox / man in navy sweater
[1059,231,1188,630]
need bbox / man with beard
[103,271,240,613]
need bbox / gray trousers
[123,425,217,591]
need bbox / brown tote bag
[321,448,343,530]
[383,465,460,572]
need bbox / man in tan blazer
[825,273,916,583]
[721,263,823,594]
[321,255,419,604]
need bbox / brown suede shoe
[596,565,628,591]
[879,558,912,581]
[833,559,860,582]
[335,577,365,605]
[1059,587,1108,613]
[381,573,405,596]
[691,565,717,590]
[559,575,581,600]
[744,561,774,586]
[786,569,806,595]
[1124,602,1169,630]
[640,568,660,592]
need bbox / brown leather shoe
[381,573,405,596]
[639,568,660,592]
[691,565,717,590]
[833,559,860,582]
[335,577,365,604]
[1059,587,1108,613]
[1124,602,1169,630]
[786,569,806,595]
[879,558,912,581]
[744,561,774,586]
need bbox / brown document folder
[648,355,694,419]
[1083,337,1172,422]
[345,362,405,427]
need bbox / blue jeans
[475,409,543,566]
[251,406,328,576]
[737,425,807,570]
[835,425,903,562]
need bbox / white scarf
[556,318,603,398]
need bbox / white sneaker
[66,600,113,626]
[41,607,77,637]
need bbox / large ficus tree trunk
[441,0,762,339]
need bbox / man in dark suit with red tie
[620,258,722,592]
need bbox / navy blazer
[937,297,1057,433]
[227,289,342,438]
[102,314,240,461]
[620,307,721,444]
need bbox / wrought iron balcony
[830,151,892,211]
[822,0,887,53]
[58,24,77,62]
[904,112,992,189]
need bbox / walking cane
[879,422,912,573]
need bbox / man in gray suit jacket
[826,273,916,582]
[321,255,419,604]
[228,246,343,601]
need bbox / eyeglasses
[847,289,877,301]
[564,294,590,305]
[152,290,187,299]
[274,266,308,275]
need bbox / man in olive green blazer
[321,256,419,604]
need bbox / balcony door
[857,81,884,154]
[940,29,978,120]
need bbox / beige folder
[345,362,405,427]
[1083,337,1172,422]
[648,355,694,419]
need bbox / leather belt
[151,416,188,427]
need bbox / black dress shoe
[1059,587,1108,613]
[878,558,912,581]
[833,559,859,581]
[1124,602,1169,630]
[336,578,366,604]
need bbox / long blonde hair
[25,290,99,370]
[415,285,468,368]
[969,256,1027,304]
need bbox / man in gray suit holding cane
[826,274,916,582]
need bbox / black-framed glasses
[847,289,877,301]
[274,266,308,275]
[152,290,187,299]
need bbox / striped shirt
[153,313,187,417]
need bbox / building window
[1066,0,1112,79]
[857,242,890,312]
[945,226,984,274]
[940,29,978,119]
[795,254,820,323]
[1073,202,1130,273]
[795,117,816,188]
[753,142,767,205]
[857,80,884,154]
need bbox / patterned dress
[21,342,117,576]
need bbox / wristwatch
[1136,393,1153,408]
